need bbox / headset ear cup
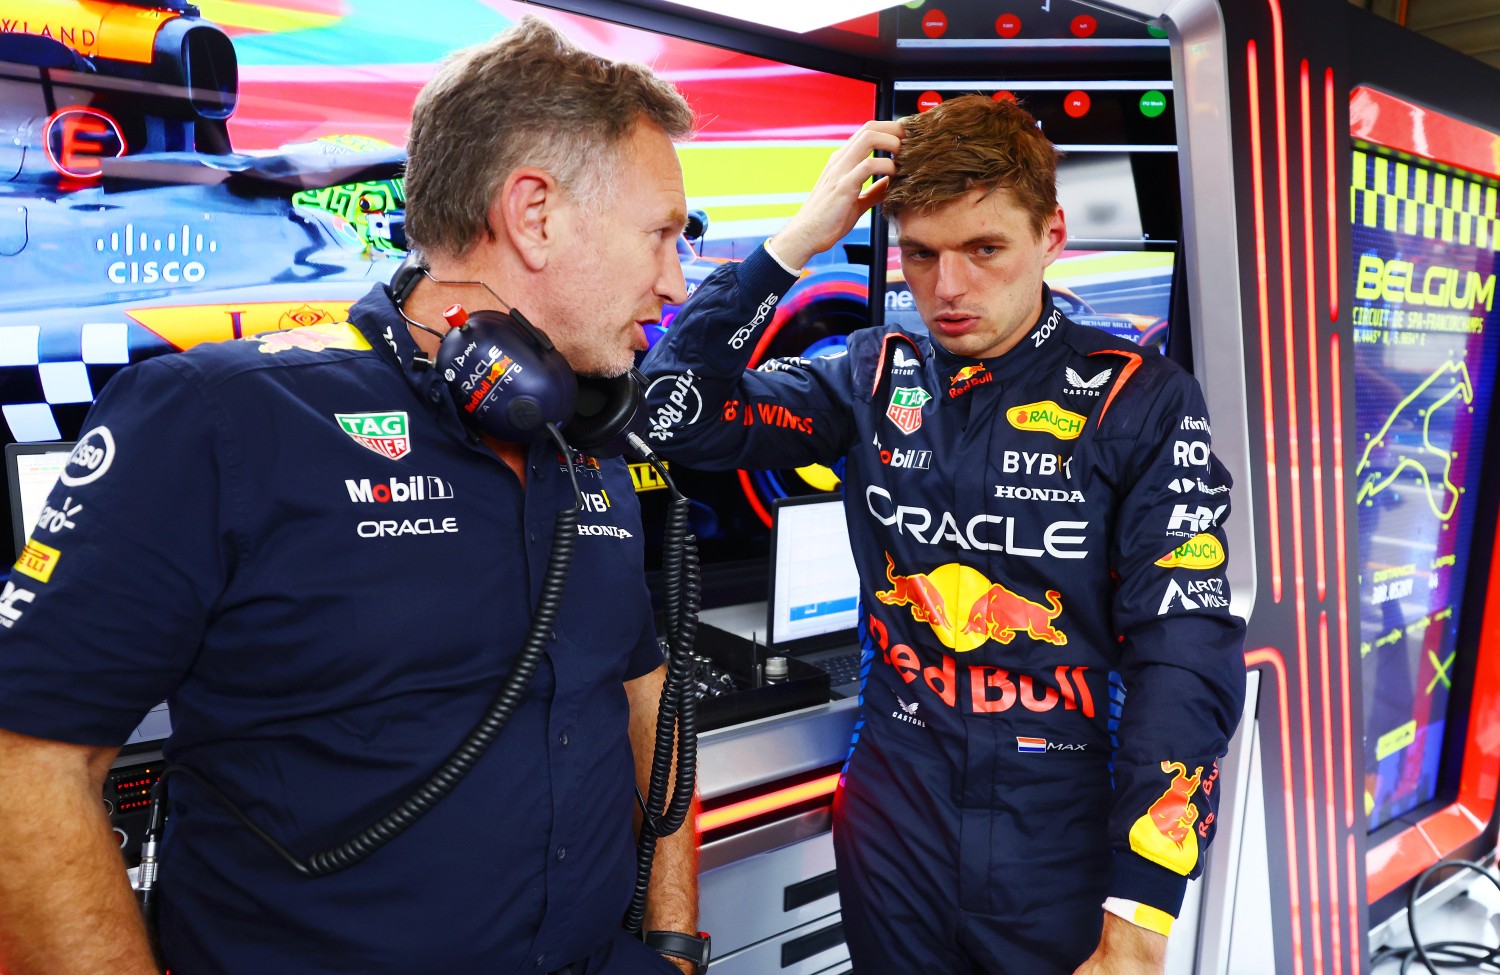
[562,369,645,457]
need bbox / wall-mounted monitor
[1351,141,1500,835]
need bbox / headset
[390,252,645,457]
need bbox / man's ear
[1041,205,1068,266]
[489,167,557,271]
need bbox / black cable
[1368,857,1500,973]
[135,423,584,892]
[623,439,700,935]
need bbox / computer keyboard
[813,650,864,688]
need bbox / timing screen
[1352,148,1500,832]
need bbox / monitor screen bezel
[764,492,862,657]
[5,440,74,559]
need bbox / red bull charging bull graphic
[1128,760,1217,875]
[876,553,1068,652]
[870,555,1088,719]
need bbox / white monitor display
[6,442,72,556]
[767,495,862,649]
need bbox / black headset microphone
[137,256,701,948]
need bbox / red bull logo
[965,584,1066,646]
[867,612,1094,717]
[464,354,515,414]
[1129,761,1204,875]
[874,554,1068,652]
[876,553,953,631]
[948,363,994,399]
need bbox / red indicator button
[1063,90,1091,118]
[922,9,947,38]
[917,91,944,112]
[992,90,1017,103]
[995,13,1021,38]
[1071,15,1098,38]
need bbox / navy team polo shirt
[0,285,662,973]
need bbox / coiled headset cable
[623,433,700,935]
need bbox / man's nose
[658,247,688,305]
[932,252,967,303]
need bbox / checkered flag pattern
[0,320,147,443]
[1353,148,1500,248]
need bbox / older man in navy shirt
[0,17,700,975]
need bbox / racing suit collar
[925,285,1070,383]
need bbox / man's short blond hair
[404,16,695,257]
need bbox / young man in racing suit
[640,96,1247,975]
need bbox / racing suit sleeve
[639,246,858,469]
[0,357,232,745]
[1104,370,1247,923]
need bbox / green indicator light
[905,1,924,8]
[1139,90,1167,118]
[1147,23,1168,39]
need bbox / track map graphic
[1355,359,1472,522]
[1351,149,1500,832]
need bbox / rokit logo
[647,371,702,442]
[345,476,455,504]
[1172,440,1211,469]
[1063,366,1112,396]
[880,447,932,470]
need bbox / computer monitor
[766,494,861,653]
[5,441,73,557]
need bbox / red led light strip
[1324,69,1339,322]
[697,772,841,832]
[1301,61,1327,603]
[1265,1,1325,964]
[1247,647,1305,975]
[1246,40,1284,606]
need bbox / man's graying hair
[404,16,695,257]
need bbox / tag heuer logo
[886,386,932,435]
[336,412,412,460]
